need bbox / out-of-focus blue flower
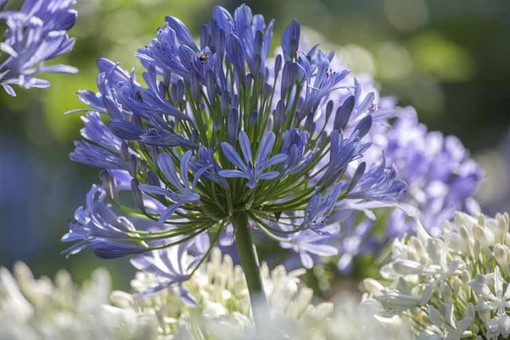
[131,243,200,306]
[280,225,338,269]
[379,108,482,237]
[64,4,407,288]
[336,216,379,273]
[332,107,482,272]
[0,0,77,95]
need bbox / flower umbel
[63,4,406,303]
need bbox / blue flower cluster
[378,108,481,237]
[336,105,482,272]
[63,5,407,288]
[275,52,481,272]
[0,0,77,95]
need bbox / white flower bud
[392,259,423,275]
[362,278,384,295]
[426,238,443,263]
[494,243,508,268]
[461,269,471,283]
[440,282,453,303]
[474,224,489,248]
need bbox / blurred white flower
[363,211,510,339]
[0,262,157,340]
[126,248,333,339]
[127,248,409,339]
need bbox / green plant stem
[233,213,266,328]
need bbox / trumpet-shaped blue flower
[302,183,343,232]
[0,0,77,95]
[69,112,131,169]
[346,156,407,202]
[139,151,206,223]
[219,131,287,189]
[61,185,149,259]
[280,129,318,175]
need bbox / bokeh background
[1,0,509,289]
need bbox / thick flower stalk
[0,0,77,95]
[363,212,510,339]
[63,4,406,312]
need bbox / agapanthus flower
[335,106,481,270]
[63,4,405,304]
[363,211,510,339]
[0,0,77,95]
[313,69,482,272]
[377,108,482,238]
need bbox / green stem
[233,213,266,328]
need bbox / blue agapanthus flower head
[380,108,482,237]
[63,4,406,288]
[0,0,77,95]
[330,104,482,273]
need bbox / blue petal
[180,151,193,188]
[157,153,182,190]
[159,202,184,223]
[218,169,248,179]
[139,184,171,197]
[238,131,253,164]
[165,16,198,51]
[109,120,144,140]
[221,142,247,172]
[256,132,275,164]
[259,171,280,180]
[261,153,287,169]
[281,19,300,60]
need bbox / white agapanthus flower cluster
[363,212,510,339]
[116,248,333,339]
[0,262,156,340]
[118,248,409,339]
